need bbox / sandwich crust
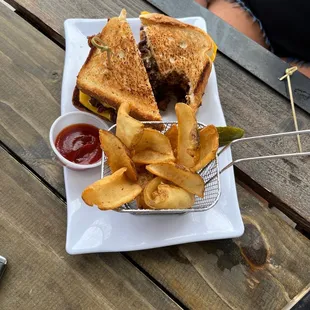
[140,13,213,111]
[77,12,161,121]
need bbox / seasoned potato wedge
[132,150,175,164]
[175,103,200,168]
[144,177,195,209]
[193,125,219,171]
[99,129,137,181]
[164,124,178,157]
[135,168,154,209]
[132,128,175,164]
[146,162,204,197]
[134,128,174,155]
[116,101,144,149]
[82,168,142,210]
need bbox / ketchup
[55,124,101,164]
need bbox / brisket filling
[138,29,189,111]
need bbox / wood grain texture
[4,0,310,229]
[128,184,310,310]
[216,56,310,229]
[0,146,180,310]
[0,3,65,195]
[6,0,159,45]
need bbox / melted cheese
[79,91,112,121]
[206,39,217,62]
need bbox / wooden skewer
[279,66,302,152]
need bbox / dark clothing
[243,0,310,61]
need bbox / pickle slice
[217,126,245,147]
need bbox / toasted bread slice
[76,10,161,121]
[139,13,213,112]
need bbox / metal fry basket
[101,122,310,215]
[101,121,220,214]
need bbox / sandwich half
[74,9,161,122]
[139,13,215,112]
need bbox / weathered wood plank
[128,184,310,310]
[0,2,65,195]
[6,0,159,45]
[3,0,310,228]
[8,0,157,33]
[0,146,180,310]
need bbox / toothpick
[279,66,302,152]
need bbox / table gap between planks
[1,1,310,309]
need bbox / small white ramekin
[49,111,109,170]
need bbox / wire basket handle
[218,129,310,174]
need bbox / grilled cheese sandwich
[73,9,161,122]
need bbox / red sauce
[55,124,101,165]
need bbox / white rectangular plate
[62,16,244,254]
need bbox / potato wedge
[175,103,200,168]
[146,163,205,197]
[132,150,175,164]
[164,124,178,157]
[193,125,219,171]
[99,129,137,181]
[116,101,144,149]
[132,128,175,164]
[144,177,195,209]
[143,123,165,131]
[82,168,142,210]
[134,128,174,155]
[135,168,154,209]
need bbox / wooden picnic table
[0,0,309,309]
